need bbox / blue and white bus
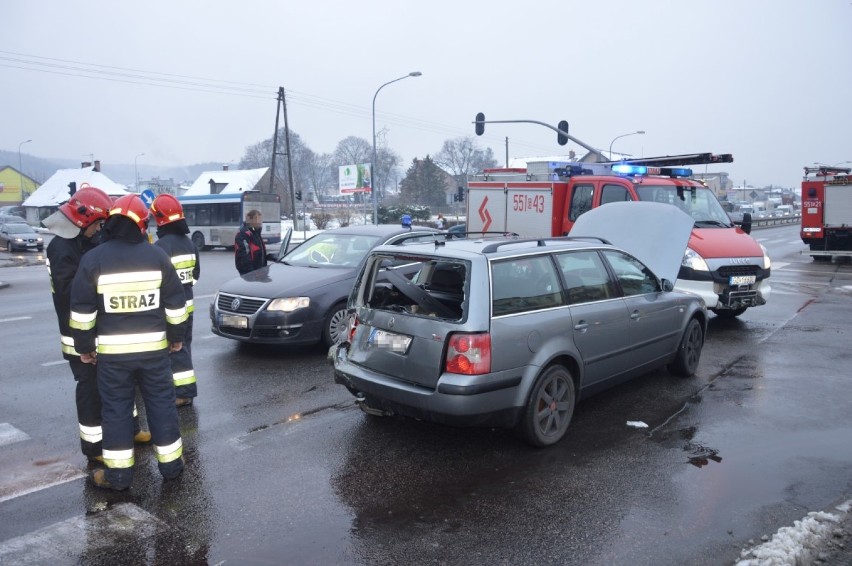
[179,191,281,250]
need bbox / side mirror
[740,212,752,235]
[661,279,674,292]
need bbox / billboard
[338,163,372,195]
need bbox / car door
[553,250,633,387]
[600,249,683,369]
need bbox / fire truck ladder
[613,153,734,167]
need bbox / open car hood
[570,201,693,284]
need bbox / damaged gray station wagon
[331,203,709,447]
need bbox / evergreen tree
[399,156,448,208]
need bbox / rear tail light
[445,332,491,375]
[348,315,359,343]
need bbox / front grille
[217,293,267,315]
[717,265,759,278]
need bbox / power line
[2,49,577,159]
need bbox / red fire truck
[800,165,852,261]
[466,154,772,319]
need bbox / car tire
[711,307,747,318]
[516,365,575,448]
[668,318,704,377]
[322,301,349,348]
[37,247,43,252]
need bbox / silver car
[331,203,708,447]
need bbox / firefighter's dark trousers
[172,313,197,400]
[69,357,102,458]
[98,353,184,489]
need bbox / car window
[568,183,594,222]
[600,250,660,296]
[491,255,563,316]
[554,250,617,304]
[600,184,632,205]
[362,256,467,321]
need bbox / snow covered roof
[22,166,129,207]
[182,167,268,196]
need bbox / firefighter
[70,194,188,490]
[44,185,113,461]
[234,209,267,275]
[150,194,199,407]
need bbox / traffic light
[455,186,465,202]
[295,190,302,201]
[557,120,570,146]
[474,112,485,136]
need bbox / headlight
[760,244,771,270]
[267,297,310,312]
[682,247,709,271]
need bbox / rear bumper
[331,344,523,429]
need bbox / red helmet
[59,184,112,228]
[149,194,185,227]
[109,194,150,232]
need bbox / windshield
[4,224,35,234]
[282,232,381,267]
[635,184,732,227]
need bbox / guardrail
[751,214,800,229]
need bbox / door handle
[574,321,589,332]
[630,311,642,320]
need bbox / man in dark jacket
[71,194,188,490]
[151,194,200,407]
[234,209,267,275]
[44,185,112,461]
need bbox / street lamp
[18,139,32,200]
[134,153,145,191]
[608,130,645,160]
[372,71,422,224]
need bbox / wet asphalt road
[1,225,851,565]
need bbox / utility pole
[505,137,509,168]
[269,87,297,223]
[269,88,282,196]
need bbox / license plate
[368,328,412,353]
[729,275,756,286]
[26,242,37,247]
[220,314,248,328]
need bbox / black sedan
[210,224,440,347]
[0,223,43,252]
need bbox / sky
[3,0,852,188]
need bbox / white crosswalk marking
[0,317,31,323]
[0,503,166,563]
[0,423,30,447]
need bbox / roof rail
[481,236,611,254]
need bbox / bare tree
[435,137,498,180]
[333,136,372,167]
[304,151,333,200]
[373,128,402,199]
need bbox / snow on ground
[735,499,851,565]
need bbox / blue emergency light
[612,164,647,175]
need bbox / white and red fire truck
[800,165,852,261]
[465,153,772,318]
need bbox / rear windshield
[360,255,468,322]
